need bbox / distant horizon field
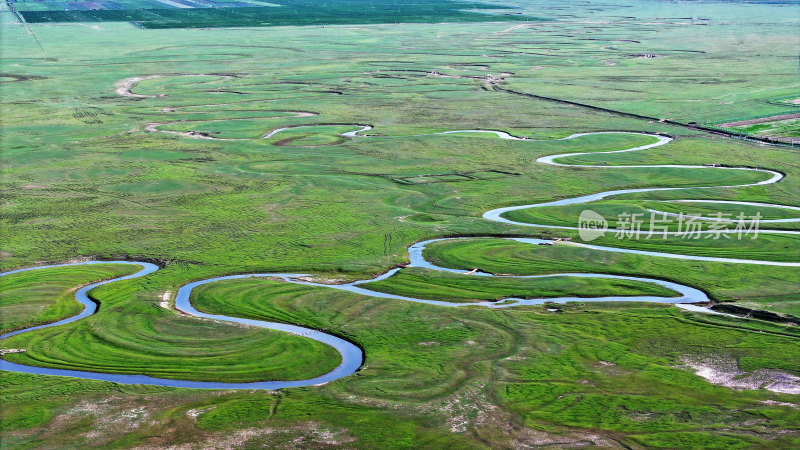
[12,0,540,28]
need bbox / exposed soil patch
[430,386,618,447]
[115,75,164,98]
[159,291,171,309]
[496,23,533,34]
[0,348,26,356]
[761,400,799,409]
[682,357,800,394]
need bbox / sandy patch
[683,357,800,394]
[0,348,26,356]
[159,291,171,309]
[185,405,216,421]
[115,75,163,98]
[292,276,346,285]
[50,397,152,442]
[430,385,617,446]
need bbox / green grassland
[580,233,799,263]
[8,277,799,447]
[0,266,342,383]
[493,0,800,125]
[1,0,800,446]
[361,267,680,302]
[0,264,139,335]
[423,238,800,316]
[504,199,800,232]
[731,118,800,139]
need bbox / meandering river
[2,123,797,389]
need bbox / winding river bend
[1,125,798,389]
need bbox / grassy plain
[1,266,342,382]
[493,0,800,125]
[1,0,799,447]
[361,267,679,302]
[423,238,800,316]
[504,199,800,231]
[7,277,800,448]
[0,264,139,335]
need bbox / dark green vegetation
[0,264,139,335]
[17,0,535,29]
[2,0,799,446]
[361,267,680,302]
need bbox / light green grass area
[1,0,799,446]
[2,261,798,446]
[586,233,799,263]
[0,264,139,335]
[493,0,800,125]
[504,199,800,231]
[423,238,800,315]
[84,278,800,447]
[0,267,341,383]
[361,267,679,302]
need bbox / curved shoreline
[0,241,730,389]
[646,200,800,224]
[0,261,159,340]
[288,237,715,309]
[144,112,321,141]
[115,73,238,98]
[479,132,793,236]
[2,126,797,388]
[0,265,363,389]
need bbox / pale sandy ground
[682,357,800,394]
